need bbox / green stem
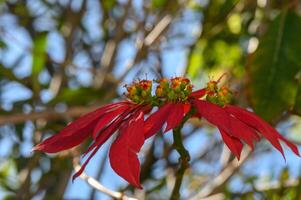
[169,112,192,200]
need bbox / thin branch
[191,148,251,200]
[0,86,118,126]
[144,15,172,46]
[0,105,100,126]
[118,14,172,81]
[73,164,138,200]
[90,146,110,200]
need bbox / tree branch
[191,148,251,200]
[73,163,138,200]
[0,105,100,126]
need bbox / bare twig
[191,148,251,200]
[0,105,100,126]
[118,14,172,81]
[94,0,132,88]
[144,15,172,46]
[73,164,138,200]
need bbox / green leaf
[49,87,108,106]
[187,39,206,78]
[187,39,243,78]
[102,0,116,11]
[247,11,301,121]
[0,40,6,49]
[151,0,167,9]
[293,77,301,115]
[32,32,48,96]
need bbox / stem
[169,112,192,200]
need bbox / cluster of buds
[125,80,153,104]
[125,77,193,104]
[155,77,193,102]
[124,77,233,106]
[205,80,233,106]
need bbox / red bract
[144,102,190,139]
[34,101,147,187]
[188,86,300,160]
[33,77,300,189]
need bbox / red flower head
[33,76,300,189]
[34,80,154,188]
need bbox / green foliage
[102,0,116,11]
[294,83,301,115]
[247,11,301,121]
[151,0,167,9]
[0,159,18,193]
[31,32,48,96]
[50,87,107,106]
[187,39,243,78]
[0,65,19,83]
[187,0,244,79]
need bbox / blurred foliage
[247,10,301,122]
[32,32,48,96]
[0,0,300,199]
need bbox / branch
[73,164,138,200]
[144,15,172,46]
[0,105,100,126]
[118,14,172,81]
[191,148,251,200]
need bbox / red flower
[146,78,300,160]
[34,80,153,188]
[34,77,300,189]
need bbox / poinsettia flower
[33,80,154,188]
[34,76,300,189]
[146,77,300,160]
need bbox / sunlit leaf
[187,39,243,78]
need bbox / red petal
[227,116,260,150]
[183,103,191,114]
[189,88,206,99]
[276,133,300,156]
[225,105,300,157]
[92,105,129,139]
[193,100,260,150]
[219,128,243,160]
[74,107,143,181]
[109,111,145,188]
[164,103,189,132]
[82,107,137,157]
[33,102,127,153]
[193,100,231,133]
[144,103,173,139]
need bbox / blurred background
[0,0,301,199]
